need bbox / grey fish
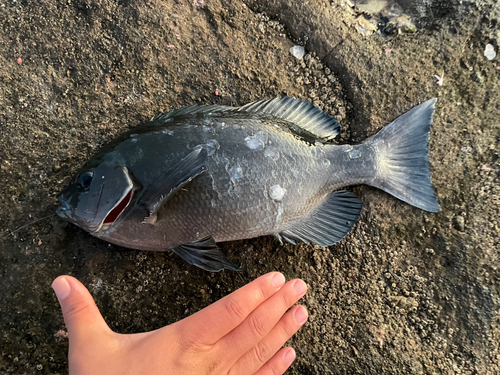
[57,97,440,272]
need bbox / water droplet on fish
[349,149,361,159]
[194,140,219,156]
[269,184,287,201]
[245,136,265,151]
[202,125,211,133]
[276,202,284,223]
[233,124,241,129]
[205,139,220,156]
[322,159,330,167]
[229,165,243,180]
[343,145,353,152]
[131,138,138,143]
[256,132,268,144]
[264,147,280,161]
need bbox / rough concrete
[0,0,499,374]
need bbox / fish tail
[364,99,440,212]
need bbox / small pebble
[290,45,305,60]
[52,163,61,173]
[484,44,496,60]
[452,215,465,232]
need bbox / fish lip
[56,206,68,219]
[56,195,72,220]
[56,195,103,233]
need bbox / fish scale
[57,97,440,272]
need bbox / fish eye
[79,171,94,188]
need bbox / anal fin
[280,191,362,247]
[171,236,241,272]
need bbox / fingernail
[283,348,296,365]
[272,272,285,288]
[294,306,308,325]
[293,280,307,298]
[52,277,71,301]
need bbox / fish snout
[56,206,69,219]
[56,195,72,219]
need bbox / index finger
[177,272,286,345]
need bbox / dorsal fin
[238,97,340,140]
[150,104,235,123]
[149,97,340,141]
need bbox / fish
[57,97,440,272]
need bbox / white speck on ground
[435,73,444,86]
[484,43,496,60]
[290,45,305,60]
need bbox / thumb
[52,276,112,343]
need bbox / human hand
[52,272,308,375]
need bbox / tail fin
[364,99,440,212]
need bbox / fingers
[175,272,286,345]
[218,279,307,363]
[52,276,112,346]
[253,347,296,375]
[228,305,307,374]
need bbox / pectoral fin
[139,147,208,224]
[171,236,241,272]
[279,190,363,247]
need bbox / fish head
[57,162,140,233]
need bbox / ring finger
[228,305,308,375]
[218,279,307,367]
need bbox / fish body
[57,97,439,271]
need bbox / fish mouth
[56,206,69,219]
[96,186,134,233]
[56,196,73,221]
